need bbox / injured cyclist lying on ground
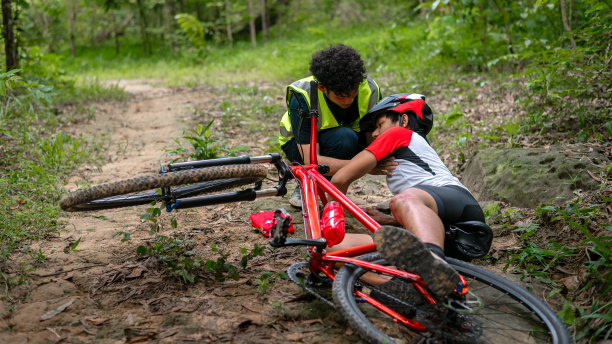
[326,93,491,300]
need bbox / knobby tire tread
[60,164,268,212]
[332,253,570,344]
[67,177,262,211]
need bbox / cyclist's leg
[281,139,304,164]
[375,187,461,298]
[389,187,445,248]
[414,184,485,225]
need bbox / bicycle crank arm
[269,237,327,249]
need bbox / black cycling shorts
[412,185,485,226]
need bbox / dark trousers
[281,126,362,164]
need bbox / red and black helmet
[360,93,434,136]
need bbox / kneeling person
[330,94,485,299]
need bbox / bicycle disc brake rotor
[287,262,334,307]
[416,305,482,344]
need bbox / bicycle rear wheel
[60,164,268,212]
[332,253,570,344]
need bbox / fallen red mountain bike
[60,153,571,344]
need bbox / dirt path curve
[2,80,383,344]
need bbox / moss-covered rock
[462,144,609,208]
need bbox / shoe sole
[374,226,460,299]
[289,189,302,208]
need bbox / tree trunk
[1,0,18,70]
[165,0,177,51]
[261,0,268,40]
[225,0,233,46]
[248,0,256,47]
[112,10,120,54]
[65,0,77,57]
[560,0,576,49]
[136,0,151,54]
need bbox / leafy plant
[239,243,265,268]
[175,13,207,50]
[253,271,288,293]
[504,241,576,286]
[204,243,239,282]
[167,120,248,161]
[137,234,203,283]
[560,299,612,343]
[0,69,24,96]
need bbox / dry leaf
[40,298,76,321]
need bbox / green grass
[0,70,123,288]
[59,22,443,90]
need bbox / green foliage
[561,299,612,343]
[239,244,265,268]
[204,244,239,282]
[167,120,248,161]
[0,69,24,96]
[505,241,576,286]
[175,13,207,52]
[137,234,203,284]
[0,69,116,287]
[538,202,611,296]
[253,271,288,293]
[530,201,611,341]
[136,203,265,284]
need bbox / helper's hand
[369,158,397,176]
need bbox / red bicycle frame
[280,116,468,329]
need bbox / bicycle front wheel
[332,253,570,344]
[60,164,268,212]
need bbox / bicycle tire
[60,164,268,212]
[63,178,261,211]
[332,253,571,344]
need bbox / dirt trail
[2,80,390,344]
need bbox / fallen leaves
[40,298,76,321]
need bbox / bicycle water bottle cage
[444,221,493,261]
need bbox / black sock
[425,243,446,261]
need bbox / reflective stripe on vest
[278,76,380,146]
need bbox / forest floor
[0,80,563,343]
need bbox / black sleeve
[288,93,313,144]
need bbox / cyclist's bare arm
[298,142,351,175]
[330,150,378,194]
[298,142,396,176]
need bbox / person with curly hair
[278,44,394,207]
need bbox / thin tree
[225,0,233,46]
[261,0,268,41]
[100,0,123,55]
[247,0,256,47]
[165,0,177,51]
[136,0,152,54]
[560,0,576,49]
[1,0,18,70]
[65,0,78,57]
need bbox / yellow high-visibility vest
[278,76,380,146]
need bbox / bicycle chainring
[287,262,334,307]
